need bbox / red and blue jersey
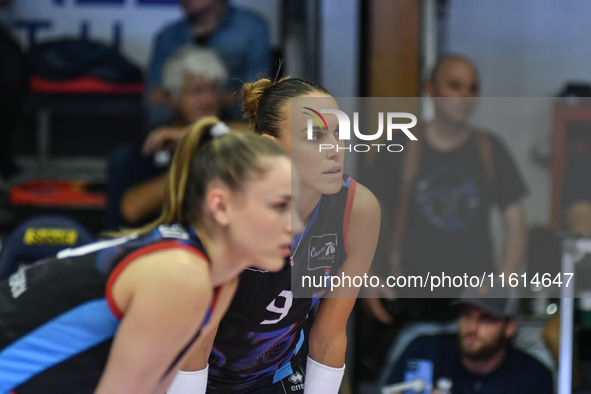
[207,176,356,392]
[0,224,213,394]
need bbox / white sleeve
[167,365,208,394]
[303,356,345,394]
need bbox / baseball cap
[451,280,520,319]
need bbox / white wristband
[303,356,345,394]
[167,365,208,394]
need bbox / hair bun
[242,78,274,121]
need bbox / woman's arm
[165,278,239,394]
[176,278,238,369]
[94,249,212,394]
[307,183,380,389]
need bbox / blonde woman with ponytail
[0,117,301,394]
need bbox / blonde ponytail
[109,116,287,236]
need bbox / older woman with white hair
[107,46,230,231]
[158,46,228,127]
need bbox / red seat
[10,180,106,208]
[30,75,143,95]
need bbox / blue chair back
[0,215,95,280]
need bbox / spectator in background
[384,291,553,394]
[366,54,528,309]
[357,55,529,383]
[0,13,27,181]
[107,46,227,230]
[145,0,272,126]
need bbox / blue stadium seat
[0,215,95,280]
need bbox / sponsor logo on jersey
[9,266,28,298]
[158,224,190,239]
[307,234,337,270]
[288,372,303,384]
[288,372,305,391]
[23,228,78,246]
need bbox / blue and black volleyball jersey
[207,175,357,392]
[0,224,215,394]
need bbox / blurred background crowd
[0,1,591,393]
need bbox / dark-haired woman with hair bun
[0,117,300,394]
[168,78,380,394]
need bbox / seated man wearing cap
[384,292,553,394]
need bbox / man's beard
[458,331,507,361]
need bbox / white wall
[320,0,360,177]
[447,0,591,97]
[446,1,591,223]
[445,0,591,261]
[4,0,280,68]
[319,0,359,98]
